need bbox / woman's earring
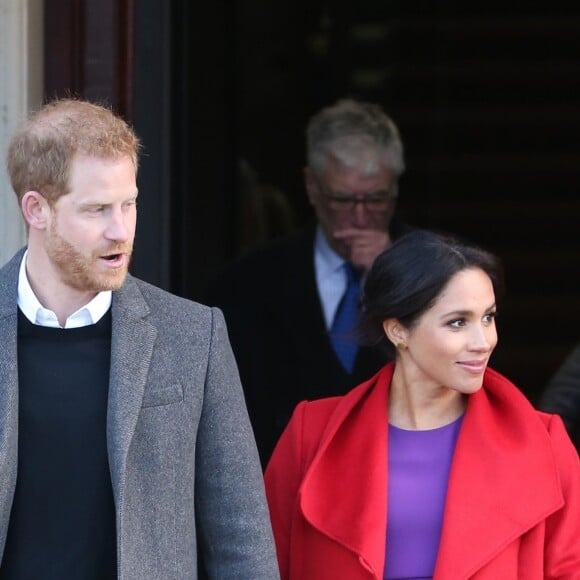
[397,341,407,350]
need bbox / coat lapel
[434,367,564,578]
[285,227,330,355]
[0,255,159,552]
[107,276,157,505]
[0,250,25,552]
[300,368,391,577]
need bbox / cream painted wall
[0,0,43,267]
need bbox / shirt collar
[314,226,346,280]
[17,250,112,329]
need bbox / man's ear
[21,191,50,230]
[382,318,408,350]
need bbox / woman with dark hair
[264,229,579,580]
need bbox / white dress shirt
[17,251,112,329]
[313,227,349,330]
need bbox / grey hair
[306,99,405,179]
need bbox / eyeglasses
[322,190,396,213]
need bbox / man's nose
[105,209,131,242]
[352,199,370,226]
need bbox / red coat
[265,363,580,579]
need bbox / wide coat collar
[298,363,565,578]
[0,249,157,551]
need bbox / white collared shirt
[313,227,349,330]
[17,251,112,329]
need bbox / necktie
[330,262,361,373]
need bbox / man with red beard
[0,99,279,580]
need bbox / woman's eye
[448,319,465,329]
[483,312,497,324]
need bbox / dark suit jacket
[206,220,409,464]
[539,343,580,450]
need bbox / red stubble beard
[45,224,133,293]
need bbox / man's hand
[334,228,391,271]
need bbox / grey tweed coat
[0,249,280,580]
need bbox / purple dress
[384,416,463,579]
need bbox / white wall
[0,0,43,266]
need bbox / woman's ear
[382,318,409,351]
[21,191,50,230]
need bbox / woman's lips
[457,360,487,374]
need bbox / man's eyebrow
[329,189,392,197]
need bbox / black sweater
[0,310,117,579]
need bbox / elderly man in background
[207,98,412,464]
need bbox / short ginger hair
[6,98,140,204]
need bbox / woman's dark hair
[359,229,504,356]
